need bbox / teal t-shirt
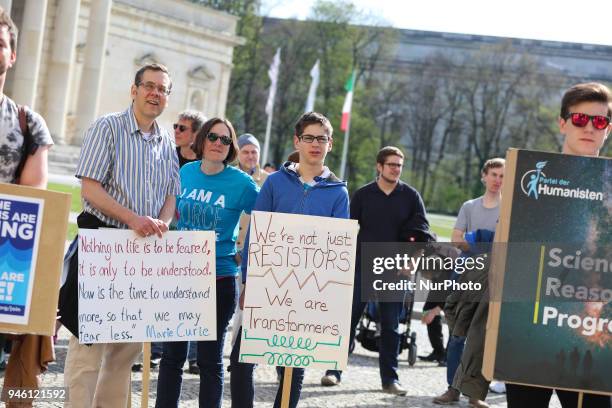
[177,161,259,277]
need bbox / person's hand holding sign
[128,216,167,238]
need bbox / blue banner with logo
[0,194,44,325]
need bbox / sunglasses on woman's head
[565,113,611,130]
[207,133,232,146]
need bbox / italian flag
[341,70,356,131]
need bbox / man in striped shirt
[63,63,180,408]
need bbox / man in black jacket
[320,146,430,396]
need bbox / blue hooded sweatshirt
[241,161,349,281]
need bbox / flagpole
[339,70,355,181]
[262,48,281,166]
[305,59,319,113]
[339,118,351,180]
[262,109,273,166]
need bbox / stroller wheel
[408,342,417,366]
[408,332,417,366]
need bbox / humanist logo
[520,161,547,199]
[520,161,604,202]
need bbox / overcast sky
[262,0,612,46]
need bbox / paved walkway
[32,319,534,408]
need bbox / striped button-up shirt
[75,106,181,228]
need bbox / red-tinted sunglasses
[565,113,611,130]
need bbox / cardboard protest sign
[78,229,216,343]
[0,183,70,335]
[239,211,359,370]
[484,149,611,395]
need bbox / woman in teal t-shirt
[156,118,259,408]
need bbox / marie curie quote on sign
[240,211,359,370]
[78,230,216,343]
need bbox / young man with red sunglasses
[558,85,610,156]
[450,82,610,408]
[504,82,610,408]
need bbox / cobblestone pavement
[27,318,565,407]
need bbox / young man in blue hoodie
[229,111,349,408]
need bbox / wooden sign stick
[577,392,583,408]
[142,342,151,407]
[280,367,293,408]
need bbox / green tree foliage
[398,44,570,206]
[223,0,609,211]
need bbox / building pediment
[188,65,215,82]
[134,52,162,66]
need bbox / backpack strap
[18,105,27,135]
[14,105,34,181]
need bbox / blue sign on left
[0,194,44,325]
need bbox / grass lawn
[66,223,79,240]
[428,213,455,240]
[48,182,81,213]
[48,182,81,240]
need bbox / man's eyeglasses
[383,162,403,169]
[138,81,171,96]
[565,113,610,130]
[173,124,189,132]
[207,133,232,146]
[298,134,330,144]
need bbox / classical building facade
[3,0,243,145]
[263,17,612,83]
[385,29,612,82]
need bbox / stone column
[217,63,232,117]
[73,0,112,145]
[0,0,12,14]
[44,0,81,144]
[11,0,48,108]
